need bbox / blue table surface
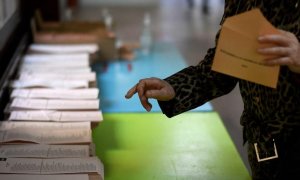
[92,42,213,113]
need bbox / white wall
[79,0,159,7]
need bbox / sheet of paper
[11,88,99,99]
[47,99,99,110]
[9,110,103,122]
[9,98,99,110]
[0,174,90,180]
[18,65,92,71]
[11,79,89,89]
[29,43,99,54]
[0,128,91,144]
[0,121,91,131]
[19,62,89,69]
[18,72,96,82]
[18,66,92,74]
[0,144,90,158]
[0,157,103,176]
[212,8,280,88]
[23,53,89,62]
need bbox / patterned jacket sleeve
[158,0,240,117]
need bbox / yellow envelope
[212,8,280,88]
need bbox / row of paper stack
[0,43,104,180]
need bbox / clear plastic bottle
[140,13,153,56]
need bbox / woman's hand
[257,30,300,73]
[125,77,175,112]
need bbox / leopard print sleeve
[158,0,239,117]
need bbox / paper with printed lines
[9,98,99,111]
[212,8,280,88]
[0,157,104,177]
[0,144,91,158]
[8,111,103,122]
[11,88,99,99]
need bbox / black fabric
[248,128,300,179]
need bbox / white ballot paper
[9,110,103,122]
[18,72,96,82]
[22,53,89,63]
[0,174,91,180]
[8,110,103,122]
[19,61,89,69]
[11,88,99,99]
[0,128,91,144]
[11,79,89,89]
[18,66,92,74]
[9,98,99,110]
[0,121,91,144]
[28,43,99,54]
[0,144,90,158]
[0,121,91,131]
[0,157,104,177]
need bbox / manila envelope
[212,8,280,88]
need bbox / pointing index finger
[125,84,138,99]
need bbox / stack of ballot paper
[0,43,104,180]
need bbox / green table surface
[93,112,251,180]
